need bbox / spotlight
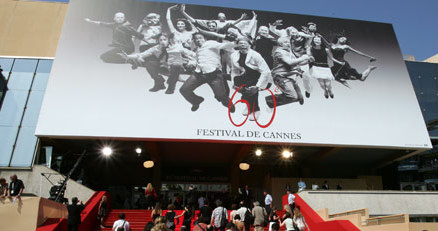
[135,147,142,154]
[102,147,112,156]
[143,160,154,168]
[239,162,250,171]
[255,149,262,156]
[282,149,292,158]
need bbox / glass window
[11,59,38,73]
[0,58,14,72]
[0,58,14,80]
[21,91,45,127]
[10,126,38,167]
[0,90,28,126]
[0,58,53,167]
[0,126,19,166]
[32,73,50,91]
[36,59,53,74]
[6,72,34,90]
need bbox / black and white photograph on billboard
[36,0,432,149]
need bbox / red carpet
[101,209,286,231]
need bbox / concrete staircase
[101,209,152,231]
[101,209,286,231]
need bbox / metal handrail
[366,214,406,226]
[329,209,367,218]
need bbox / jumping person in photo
[196,24,243,89]
[265,37,313,109]
[185,5,254,32]
[270,23,315,98]
[269,21,312,40]
[307,36,344,99]
[195,11,257,42]
[196,11,257,88]
[162,33,197,94]
[166,5,198,49]
[179,32,236,112]
[289,27,314,98]
[121,33,195,93]
[180,4,248,36]
[254,25,277,69]
[180,5,219,41]
[137,13,162,52]
[301,22,318,38]
[330,35,377,83]
[84,12,145,64]
[231,37,271,121]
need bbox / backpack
[263,208,269,226]
[244,208,254,225]
[220,207,228,227]
[116,220,126,231]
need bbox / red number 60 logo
[228,84,277,128]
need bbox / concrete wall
[0,0,67,57]
[270,177,381,209]
[409,222,438,231]
[0,197,67,230]
[316,207,438,231]
[37,197,68,226]
[329,213,362,228]
[298,190,438,216]
[0,165,95,203]
[364,223,410,231]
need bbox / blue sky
[36,0,438,60]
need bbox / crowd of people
[108,195,308,231]
[94,183,310,231]
[84,3,377,119]
[0,174,333,231]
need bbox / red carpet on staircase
[101,209,286,231]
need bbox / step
[102,209,286,231]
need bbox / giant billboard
[36,0,432,149]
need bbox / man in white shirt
[297,178,306,192]
[236,201,250,231]
[179,32,236,112]
[263,190,273,215]
[231,37,272,121]
[287,190,296,212]
[112,212,130,231]
[236,201,248,222]
[211,200,228,231]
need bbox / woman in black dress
[151,202,162,222]
[269,207,280,231]
[175,206,193,230]
[165,204,177,230]
[307,36,343,98]
[98,195,108,229]
[330,35,376,82]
